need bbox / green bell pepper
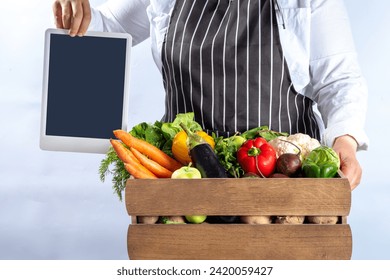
[302,162,339,178]
[302,146,340,178]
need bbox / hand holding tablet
[52,0,92,37]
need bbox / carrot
[110,138,156,178]
[110,139,140,164]
[113,129,182,172]
[130,147,173,178]
[124,161,158,179]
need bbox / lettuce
[129,112,202,157]
[129,121,164,148]
[161,112,202,140]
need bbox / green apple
[185,215,207,224]
[171,165,205,223]
[171,165,202,179]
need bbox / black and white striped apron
[161,0,320,139]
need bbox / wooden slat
[125,178,351,216]
[127,224,352,260]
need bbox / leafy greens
[98,112,202,200]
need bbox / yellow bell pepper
[172,130,215,165]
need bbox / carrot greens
[99,146,129,201]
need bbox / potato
[161,216,186,224]
[274,215,305,224]
[306,216,338,224]
[240,215,272,224]
[137,216,159,224]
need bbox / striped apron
[161,0,320,139]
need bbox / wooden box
[125,176,352,260]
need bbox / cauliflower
[286,133,321,158]
[269,133,321,160]
[269,136,301,158]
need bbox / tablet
[40,28,132,153]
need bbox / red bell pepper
[237,137,276,177]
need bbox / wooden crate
[125,177,352,260]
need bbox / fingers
[69,0,91,36]
[78,1,91,36]
[52,0,91,37]
[333,135,363,190]
[339,154,362,190]
[68,0,82,36]
[53,1,64,29]
[332,135,362,190]
[61,1,73,30]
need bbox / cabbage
[302,146,340,178]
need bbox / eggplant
[215,216,240,224]
[180,123,228,178]
[189,144,228,178]
[180,123,232,222]
[207,216,240,224]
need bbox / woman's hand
[52,0,91,36]
[332,135,362,190]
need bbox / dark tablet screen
[46,34,128,139]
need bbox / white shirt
[89,0,369,150]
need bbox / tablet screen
[41,29,132,153]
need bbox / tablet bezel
[40,28,132,154]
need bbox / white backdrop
[0,0,389,260]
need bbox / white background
[0,0,389,260]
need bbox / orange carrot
[124,161,158,179]
[130,147,173,178]
[110,139,140,164]
[113,129,182,172]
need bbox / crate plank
[127,224,352,260]
[125,178,350,216]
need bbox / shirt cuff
[322,122,369,151]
